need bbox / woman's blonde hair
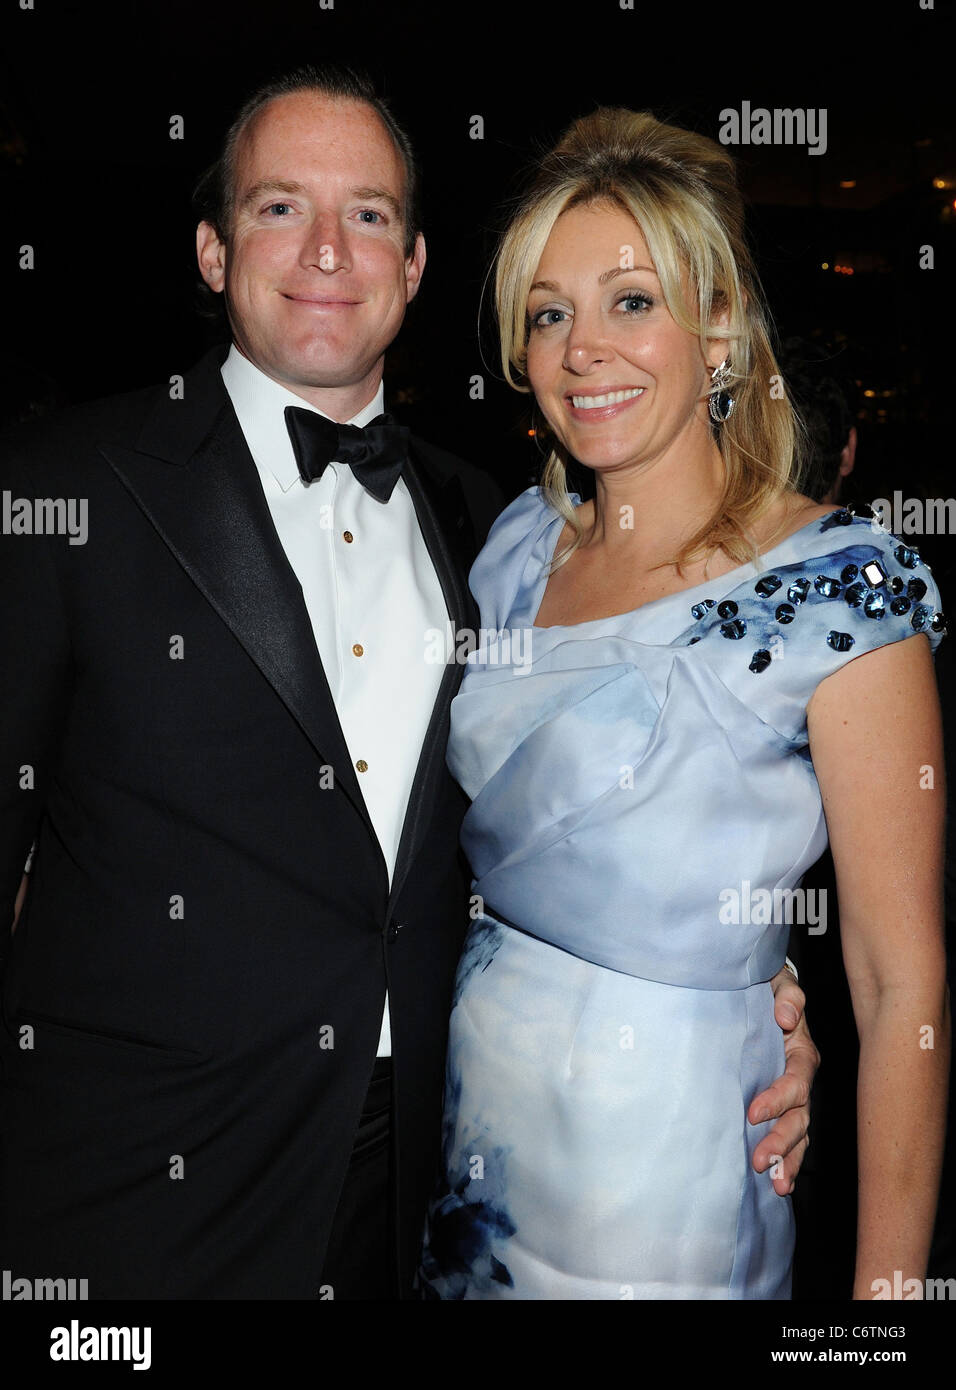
[494,107,806,572]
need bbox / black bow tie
[284,405,409,503]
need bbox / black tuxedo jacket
[0,345,503,1298]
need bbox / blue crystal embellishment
[821,510,853,529]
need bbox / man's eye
[266,203,293,216]
[357,209,384,224]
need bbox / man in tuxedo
[0,64,816,1300]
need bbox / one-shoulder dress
[418,489,946,1300]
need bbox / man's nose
[300,214,350,272]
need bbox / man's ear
[839,425,858,480]
[196,221,227,294]
[405,232,426,304]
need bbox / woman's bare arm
[808,632,949,1298]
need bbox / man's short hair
[192,62,422,265]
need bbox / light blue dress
[418,489,946,1300]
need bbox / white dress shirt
[221,345,448,1056]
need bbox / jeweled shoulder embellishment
[894,543,921,569]
[820,509,854,530]
[908,605,945,634]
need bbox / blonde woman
[419,109,948,1299]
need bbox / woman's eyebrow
[529,264,659,294]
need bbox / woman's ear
[705,315,732,371]
[705,290,746,370]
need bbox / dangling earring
[708,358,735,424]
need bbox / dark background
[2,0,954,1303]
[3,0,955,532]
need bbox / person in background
[776,339,857,505]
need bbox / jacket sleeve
[0,437,75,938]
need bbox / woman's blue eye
[619,293,653,313]
[533,309,567,328]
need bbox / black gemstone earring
[708,359,735,424]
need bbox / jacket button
[387,922,403,943]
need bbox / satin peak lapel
[388,445,478,911]
[99,400,375,839]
